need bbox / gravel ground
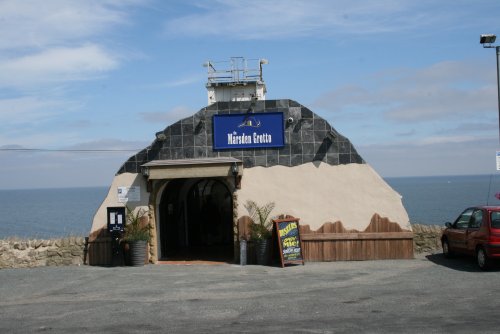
[1,253,499,334]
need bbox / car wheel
[476,247,490,271]
[442,238,453,258]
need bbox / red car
[441,206,500,270]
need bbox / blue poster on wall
[213,112,285,150]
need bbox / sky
[1,0,500,189]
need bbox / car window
[491,211,500,229]
[469,210,483,229]
[454,208,473,229]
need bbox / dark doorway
[159,178,233,262]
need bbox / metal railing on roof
[204,57,267,84]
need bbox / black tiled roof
[117,99,364,175]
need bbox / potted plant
[123,206,151,266]
[244,200,275,265]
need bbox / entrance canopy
[142,157,242,179]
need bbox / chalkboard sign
[273,218,304,267]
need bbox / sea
[1,174,500,239]
[0,187,108,239]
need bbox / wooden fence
[87,229,150,266]
[87,237,113,266]
[88,214,414,265]
[299,214,414,261]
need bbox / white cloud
[163,74,204,88]
[0,0,135,50]
[359,136,498,177]
[66,138,148,151]
[0,148,127,189]
[0,96,64,123]
[0,1,145,90]
[0,131,76,148]
[313,58,500,177]
[0,1,142,149]
[139,106,194,124]
[142,73,205,90]
[0,45,119,88]
[0,100,85,147]
[417,135,479,146]
[164,0,407,39]
[383,86,495,122]
[163,0,491,40]
[67,120,93,129]
[0,138,149,189]
[0,138,147,153]
[314,60,496,123]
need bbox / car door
[465,208,483,254]
[447,208,474,253]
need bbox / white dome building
[88,58,413,265]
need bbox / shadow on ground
[426,253,500,272]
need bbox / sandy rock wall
[0,237,86,269]
[237,163,411,232]
[90,172,149,237]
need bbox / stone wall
[412,224,444,254]
[0,237,86,269]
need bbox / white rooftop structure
[204,57,268,104]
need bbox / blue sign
[213,112,285,150]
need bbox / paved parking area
[1,253,499,333]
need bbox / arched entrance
[158,178,234,262]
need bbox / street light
[480,34,500,144]
[480,34,496,44]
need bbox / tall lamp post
[480,34,500,144]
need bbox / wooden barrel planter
[255,239,270,265]
[129,240,148,266]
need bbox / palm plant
[244,200,275,240]
[123,206,151,242]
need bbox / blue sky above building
[1,0,500,189]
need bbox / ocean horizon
[1,174,500,239]
[0,186,108,239]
